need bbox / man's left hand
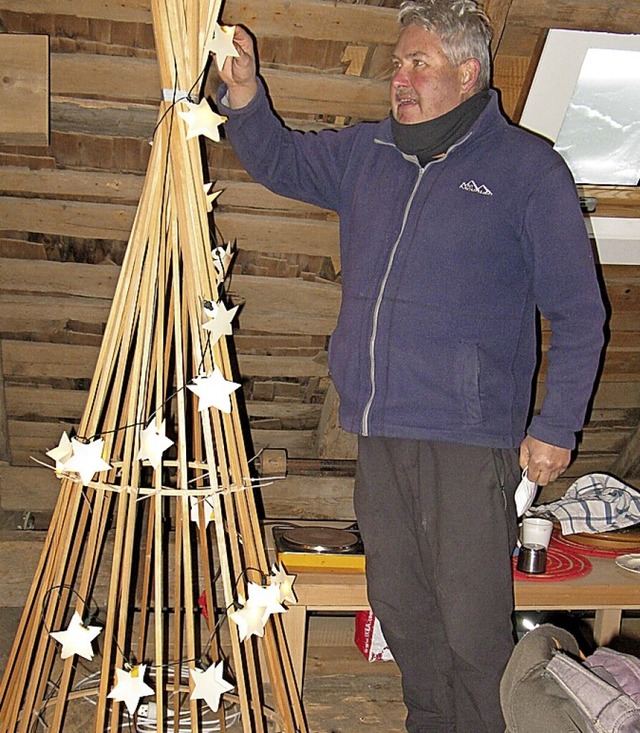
[519,435,571,486]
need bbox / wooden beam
[485,0,514,58]
[50,53,389,120]
[608,422,640,480]
[0,196,340,257]
[578,185,640,219]
[0,0,399,44]
[0,343,10,464]
[0,167,335,219]
[0,260,341,336]
[0,34,49,146]
[1,340,329,382]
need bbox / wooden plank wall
[0,0,638,526]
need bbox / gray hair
[398,0,492,91]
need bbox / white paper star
[137,420,174,470]
[50,611,102,661]
[203,182,223,212]
[212,242,234,279]
[229,595,268,642]
[190,661,234,713]
[107,664,154,716]
[245,581,286,623]
[46,432,74,473]
[178,98,226,143]
[187,368,240,414]
[204,23,240,72]
[270,563,298,605]
[190,495,215,528]
[202,300,239,345]
[64,438,112,486]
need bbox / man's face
[390,24,473,124]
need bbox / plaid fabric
[528,473,640,535]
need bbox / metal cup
[516,543,547,574]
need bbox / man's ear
[460,58,481,93]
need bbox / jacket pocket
[388,337,484,427]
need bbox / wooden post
[0,343,11,464]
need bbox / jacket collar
[374,89,505,155]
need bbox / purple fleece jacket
[217,81,605,450]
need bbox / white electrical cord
[137,699,241,732]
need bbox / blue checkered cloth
[527,473,640,535]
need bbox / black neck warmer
[390,90,491,165]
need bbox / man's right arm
[211,24,353,213]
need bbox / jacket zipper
[360,164,427,435]
[360,132,473,435]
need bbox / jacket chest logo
[459,180,493,196]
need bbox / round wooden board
[558,523,640,552]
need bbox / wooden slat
[0,465,356,523]
[231,275,340,335]
[261,69,388,120]
[0,196,135,241]
[4,385,327,425]
[0,466,61,513]
[493,54,531,120]
[535,380,640,410]
[1,340,328,382]
[250,428,316,459]
[1,341,98,380]
[485,0,515,57]
[0,258,120,299]
[218,212,339,258]
[4,385,87,420]
[579,425,635,453]
[498,0,639,59]
[0,238,47,260]
[0,262,341,337]
[260,475,355,521]
[0,345,10,464]
[50,97,158,139]
[50,53,388,119]
[0,166,335,219]
[0,294,111,343]
[609,423,640,479]
[0,166,145,205]
[7,419,77,466]
[0,35,49,146]
[0,0,399,44]
[579,186,640,219]
[0,197,340,257]
[246,402,323,421]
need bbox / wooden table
[281,555,640,690]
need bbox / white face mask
[514,469,538,517]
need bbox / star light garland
[204,23,240,71]
[44,565,299,717]
[190,660,234,713]
[107,664,155,716]
[42,251,240,482]
[49,611,102,661]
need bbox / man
[213,1,605,730]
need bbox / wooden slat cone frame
[0,1,306,731]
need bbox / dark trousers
[354,437,520,733]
